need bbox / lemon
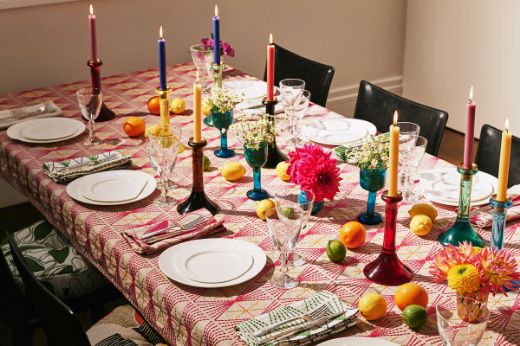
[202,99,213,116]
[276,161,291,181]
[203,155,210,171]
[256,199,275,220]
[145,124,172,138]
[326,240,346,263]
[170,97,186,114]
[410,214,433,236]
[358,291,387,321]
[221,162,246,181]
[402,304,428,330]
[409,203,438,221]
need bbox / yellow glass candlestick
[213,63,223,89]
[496,118,512,202]
[156,88,171,132]
[388,111,400,197]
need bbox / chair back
[475,124,520,187]
[354,80,449,156]
[263,44,335,106]
[7,232,91,346]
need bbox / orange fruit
[123,116,146,137]
[339,221,366,249]
[147,96,161,115]
[394,283,429,311]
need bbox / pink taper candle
[463,86,476,169]
[88,4,97,61]
[266,33,275,101]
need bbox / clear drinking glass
[400,135,428,202]
[436,296,489,346]
[289,90,311,148]
[279,79,305,144]
[147,128,182,205]
[395,122,420,197]
[76,88,103,146]
[190,44,213,92]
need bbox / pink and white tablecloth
[1,63,519,345]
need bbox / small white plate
[21,120,79,140]
[7,118,85,144]
[67,170,156,206]
[79,176,148,203]
[318,337,399,346]
[302,118,377,146]
[159,238,266,288]
[224,80,267,101]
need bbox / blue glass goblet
[212,109,235,158]
[358,168,386,225]
[244,143,269,201]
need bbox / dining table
[0,62,519,346]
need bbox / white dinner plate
[318,337,399,346]
[79,174,148,203]
[7,117,85,144]
[159,238,266,288]
[420,168,496,207]
[302,118,377,146]
[66,170,156,206]
[224,80,267,101]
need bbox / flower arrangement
[350,134,389,170]
[231,113,275,150]
[200,37,235,57]
[208,88,242,114]
[287,144,342,202]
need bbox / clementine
[394,283,429,311]
[339,221,366,249]
[147,96,161,115]
[123,116,146,137]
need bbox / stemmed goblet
[190,44,213,93]
[244,141,269,200]
[290,90,311,148]
[358,167,387,225]
[76,88,103,146]
[212,109,235,158]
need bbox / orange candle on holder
[193,71,202,143]
[388,111,400,197]
[266,33,275,101]
[496,118,512,202]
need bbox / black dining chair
[475,124,520,188]
[263,44,335,106]
[353,80,449,156]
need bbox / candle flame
[89,4,94,15]
[393,110,398,125]
[469,85,474,101]
[215,4,218,16]
[159,26,163,39]
[269,33,273,44]
[505,118,510,132]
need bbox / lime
[203,155,210,171]
[402,304,428,330]
[279,207,295,219]
[326,240,346,263]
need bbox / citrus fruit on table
[170,97,186,114]
[123,116,145,137]
[147,96,161,115]
[276,161,291,181]
[409,203,438,221]
[358,291,387,321]
[326,240,346,263]
[202,99,212,116]
[395,283,428,311]
[410,214,433,236]
[339,221,366,249]
[203,155,211,171]
[256,199,275,221]
[279,207,295,219]
[402,304,428,330]
[221,162,246,181]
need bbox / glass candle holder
[358,168,386,225]
[156,87,171,132]
[438,164,485,247]
[212,109,235,158]
[244,143,269,201]
[489,195,513,250]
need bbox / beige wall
[403,0,520,136]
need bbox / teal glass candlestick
[358,168,386,225]
[212,109,235,158]
[438,164,485,247]
[490,195,513,250]
[244,143,269,200]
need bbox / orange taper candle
[496,118,512,201]
[388,111,400,197]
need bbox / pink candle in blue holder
[213,5,220,65]
[158,26,167,90]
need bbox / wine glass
[147,127,182,204]
[291,90,311,147]
[212,109,235,158]
[76,88,103,146]
[190,44,213,92]
[400,135,428,202]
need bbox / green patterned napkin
[235,291,358,346]
[43,151,132,183]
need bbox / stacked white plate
[159,238,266,288]
[419,168,497,206]
[7,117,85,143]
[302,118,377,146]
[224,80,267,101]
[67,170,156,205]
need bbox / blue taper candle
[158,26,167,90]
[213,5,220,65]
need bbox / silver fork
[139,215,205,241]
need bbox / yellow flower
[447,264,480,294]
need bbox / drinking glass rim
[76,87,102,98]
[190,44,213,53]
[273,191,316,208]
[279,78,306,88]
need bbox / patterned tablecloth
[1,63,519,346]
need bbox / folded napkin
[43,151,132,183]
[235,291,358,346]
[123,210,226,255]
[0,101,62,130]
[471,184,520,228]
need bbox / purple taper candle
[88,4,97,61]
[463,86,476,170]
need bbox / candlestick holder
[212,62,223,89]
[87,58,115,122]
[177,138,219,215]
[489,195,512,250]
[438,164,485,247]
[363,191,413,285]
[156,88,171,132]
[263,98,288,169]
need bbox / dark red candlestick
[87,58,115,122]
[262,97,287,168]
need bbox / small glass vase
[244,143,269,201]
[212,109,235,158]
[298,191,323,215]
[456,290,490,323]
[358,168,386,225]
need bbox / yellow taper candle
[193,71,202,143]
[496,118,512,202]
[388,111,400,197]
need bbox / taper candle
[193,71,202,143]
[496,118,512,202]
[266,33,275,101]
[463,86,476,169]
[213,5,220,65]
[158,26,167,90]
[388,111,400,197]
[88,4,97,61]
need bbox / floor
[0,128,476,345]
